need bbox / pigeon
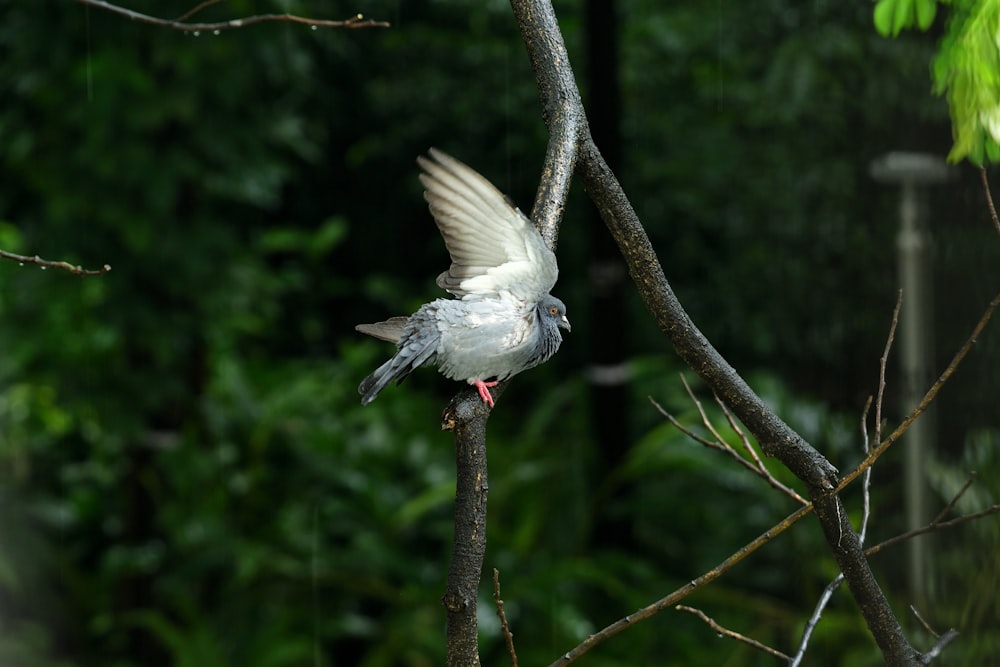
[356,148,570,407]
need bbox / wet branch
[0,248,111,276]
[73,0,390,32]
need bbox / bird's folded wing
[418,148,558,303]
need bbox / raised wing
[417,148,558,303]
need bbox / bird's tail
[358,359,400,405]
[358,335,438,405]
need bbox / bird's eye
[549,306,559,315]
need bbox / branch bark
[511,0,920,663]
[441,390,500,667]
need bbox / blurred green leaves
[875,0,1000,163]
[873,0,939,36]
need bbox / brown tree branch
[0,248,111,276]
[73,0,390,32]
[441,390,501,667]
[676,605,790,661]
[511,0,916,661]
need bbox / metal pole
[870,152,952,607]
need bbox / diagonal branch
[0,248,111,276]
[74,0,390,32]
[676,605,790,661]
[511,0,919,662]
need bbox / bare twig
[908,605,961,664]
[0,248,111,276]
[919,629,960,664]
[676,605,790,661]
[840,290,1000,492]
[874,291,903,446]
[493,569,518,667]
[979,168,1000,236]
[866,504,1000,558]
[910,605,940,639]
[790,572,845,666]
[931,472,976,523]
[650,386,807,505]
[715,393,766,472]
[73,0,390,32]
[858,396,875,543]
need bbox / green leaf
[873,0,899,36]
[893,0,915,35]
[915,0,937,30]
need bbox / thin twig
[0,249,111,276]
[493,568,518,667]
[866,504,1000,557]
[73,0,390,32]
[650,383,808,505]
[840,290,1000,491]
[789,572,845,666]
[910,605,940,639]
[676,605,790,661]
[979,167,1000,236]
[874,291,903,446]
[649,396,807,504]
[920,629,960,664]
[858,396,874,544]
[715,392,767,471]
[931,471,976,523]
[681,374,729,448]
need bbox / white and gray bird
[356,148,570,407]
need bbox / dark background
[1,0,997,665]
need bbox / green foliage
[933,0,1000,163]
[873,0,940,36]
[874,0,1000,163]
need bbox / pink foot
[471,378,498,407]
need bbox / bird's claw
[472,378,498,407]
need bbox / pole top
[870,152,955,185]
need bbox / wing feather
[417,148,558,302]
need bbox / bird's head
[542,296,571,332]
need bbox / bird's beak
[560,316,571,332]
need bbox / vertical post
[896,180,932,605]
[870,152,952,607]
